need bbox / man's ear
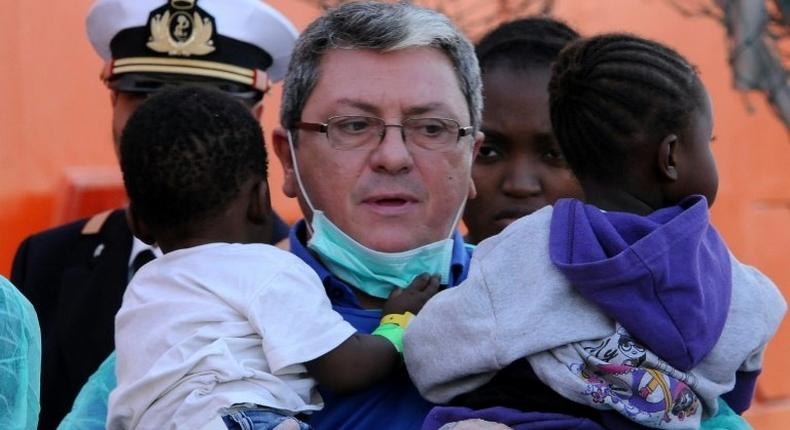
[657,133,679,182]
[467,130,484,200]
[272,127,299,198]
[247,179,272,225]
[472,130,483,163]
[110,89,119,107]
[125,204,156,245]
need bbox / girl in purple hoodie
[404,33,786,430]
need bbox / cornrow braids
[549,33,706,184]
[476,17,579,74]
[120,86,267,237]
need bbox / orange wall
[1,0,110,272]
[1,0,788,427]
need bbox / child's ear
[125,204,156,245]
[657,134,679,182]
[251,101,264,121]
[247,179,272,225]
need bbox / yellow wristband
[380,312,414,329]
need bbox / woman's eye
[543,149,564,160]
[541,147,570,167]
[476,145,502,161]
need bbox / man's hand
[382,273,441,315]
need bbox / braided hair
[476,17,579,74]
[549,33,706,184]
[120,86,267,237]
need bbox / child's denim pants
[221,404,312,430]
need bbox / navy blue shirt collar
[289,219,473,309]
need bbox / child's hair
[549,33,707,184]
[120,86,267,237]
[476,17,579,73]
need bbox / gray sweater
[404,206,785,427]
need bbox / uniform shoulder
[13,209,129,275]
[21,209,125,244]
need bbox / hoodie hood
[549,195,731,371]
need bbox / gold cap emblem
[147,0,214,57]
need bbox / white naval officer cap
[86,0,298,102]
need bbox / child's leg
[221,405,312,430]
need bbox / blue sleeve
[57,352,116,430]
[700,398,752,429]
[0,275,41,430]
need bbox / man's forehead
[304,47,469,119]
[327,98,458,117]
[318,46,455,71]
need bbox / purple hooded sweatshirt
[548,195,757,410]
[549,195,731,371]
[406,195,783,430]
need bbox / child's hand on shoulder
[383,273,441,315]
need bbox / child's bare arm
[304,332,399,394]
[305,274,440,393]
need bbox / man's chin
[339,211,450,252]
[354,231,441,253]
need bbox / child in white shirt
[108,87,437,430]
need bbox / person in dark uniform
[9,1,298,428]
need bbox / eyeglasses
[293,115,473,151]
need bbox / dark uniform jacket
[11,208,289,430]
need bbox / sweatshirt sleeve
[403,260,501,404]
[718,259,786,414]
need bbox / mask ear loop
[287,130,318,235]
[445,145,476,240]
[447,197,467,240]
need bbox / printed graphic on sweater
[566,325,702,428]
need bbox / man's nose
[369,125,414,174]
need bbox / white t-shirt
[108,243,357,430]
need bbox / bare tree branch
[667,0,790,131]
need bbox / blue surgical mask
[286,131,464,298]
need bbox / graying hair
[280,1,482,135]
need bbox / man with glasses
[56,2,482,429]
[271,2,483,428]
[9,1,297,428]
[292,117,473,152]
